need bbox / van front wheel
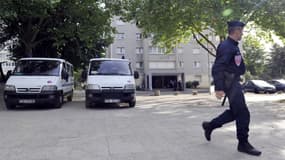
[129,100,136,108]
[85,101,91,108]
[54,94,63,108]
[6,103,16,110]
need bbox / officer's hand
[215,91,225,100]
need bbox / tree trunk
[25,45,33,57]
[0,63,5,82]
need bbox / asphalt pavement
[0,87,285,159]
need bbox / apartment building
[0,47,15,75]
[106,17,217,90]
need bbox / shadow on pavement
[5,104,61,111]
[86,103,132,110]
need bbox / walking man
[202,21,262,156]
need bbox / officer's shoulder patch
[235,55,242,66]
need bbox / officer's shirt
[212,37,246,91]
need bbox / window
[149,46,166,54]
[116,33,125,40]
[13,60,61,76]
[179,61,184,68]
[209,61,214,69]
[193,61,201,68]
[193,48,200,54]
[216,36,220,41]
[177,48,183,54]
[136,33,142,40]
[136,47,144,54]
[149,62,175,69]
[136,62,143,69]
[116,19,125,26]
[116,47,125,54]
[89,60,132,76]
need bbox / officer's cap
[227,21,245,28]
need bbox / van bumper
[3,91,62,106]
[85,89,136,104]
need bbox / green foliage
[119,0,285,56]
[252,1,285,39]
[186,81,200,89]
[265,45,285,79]
[0,0,115,69]
[243,35,266,78]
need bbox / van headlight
[124,84,135,90]
[4,85,16,91]
[87,84,101,90]
[42,85,57,91]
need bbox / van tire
[85,101,91,108]
[67,91,73,102]
[129,100,136,108]
[54,94,63,108]
[6,103,16,110]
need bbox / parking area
[0,90,285,160]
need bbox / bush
[192,81,200,88]
[186,81,200,89]
[186,81,192,88]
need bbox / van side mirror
[134,71,139,79]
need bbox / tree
[0,0,115,68]
[265,45,285,79]
[252,0,285,41]
[243,35,266,78]
[119,0,285,56]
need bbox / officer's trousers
[210,81,250,142]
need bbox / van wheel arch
[67,90,73,102]
[6,103,16,110]
[129,100,136,108]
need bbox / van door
[67,65,74,92]
[62,62,74,94]
[61,62,69,94]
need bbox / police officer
[202,21,262,156]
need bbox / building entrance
[152,76,177,89]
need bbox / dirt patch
[277,99,285,103]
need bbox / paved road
[0,93,285,160]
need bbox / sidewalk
[74,88,211,98]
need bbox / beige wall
[107,17,219,90]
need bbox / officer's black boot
[238,141,262,156]
[202,121,213,141]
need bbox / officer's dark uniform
[211,32,248,142]
[202,21,261,156]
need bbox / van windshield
[13,60,61,76]
[89,60,132,76]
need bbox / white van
[85,58,139,108]
[3,58,74,109]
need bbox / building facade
[0,47,15,75]
[106,17,217,90]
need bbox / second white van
[85,58,139,108]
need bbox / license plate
[104,99,120,103]
[19,99,35,104]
